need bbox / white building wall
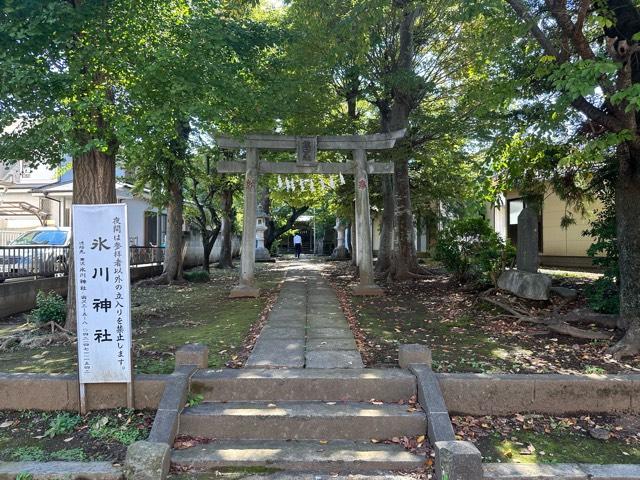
[122,198,149,246]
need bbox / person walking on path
[293,233,302,259]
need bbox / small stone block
[434,441,482,480]
[229,285,260,298]
[352,284,384,296]
[399,344,432,369]
[124,441,170,480]
[175,343,209,368]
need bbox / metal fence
[0,245,69,282]
[0,245,165,282]
[129,246,165,266]
[0,230,27,246]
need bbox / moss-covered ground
[0,263,285,374]
[453,414,640,464]
[478,429,640,463]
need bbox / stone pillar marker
[254,204,272,262]
[230,147,260,298]
[331,218,349,260]
[352,149,383,296]
[516,206,539,273]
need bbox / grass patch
[0,263,285,374]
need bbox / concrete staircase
[171,368,428,474]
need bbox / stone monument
[498,204,551,300]
[255,204,273,262]
[516,206,539,273]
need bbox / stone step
[178,401,426,440]
[190,368,416,402]
[171,440,426,473]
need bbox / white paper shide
[73,204,132,384]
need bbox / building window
[507,197,543,253]
[144,212,158,247]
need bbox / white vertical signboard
[73,204,133,411]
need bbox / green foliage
[269,238,281,256]
[434,218,515,286]
[89,413,146,446]
[9,446,46,462]
[184,270,210,283]
[584,191,619,314]
[44,412,82,438]
[50,448,87,461]
[584,365,606,375]
[29,291,66,326]
[186,392,204,407]
[16,473,33,480]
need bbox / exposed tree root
[608,325,640,360]
[561,309,620,329]
[0,331,73,352]
[480,294,613,341]
[137,272,186,287]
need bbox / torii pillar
[352,149,382,296]
[230,148,260,298]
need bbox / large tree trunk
[65,149,117,332]
[163,178,184,283]
[217,188,234,268]
[610,141,640,357]
[200,230,217,273]
[375,175,395,274]
[391,138,420,279]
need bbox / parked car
[0,227,70,282]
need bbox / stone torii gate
[216,130,405,298]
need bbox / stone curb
[0,461,122,479]
[483,462,640,479]
[124,344,205,480]
[408,361,482,480]
[436,373,640,415]
[408,364,455,442]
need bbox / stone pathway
[246,263,364,369]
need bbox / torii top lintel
[215,130,405,175]
[216,129,405,151]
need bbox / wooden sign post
[73,204,134,414]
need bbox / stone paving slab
[307,328,355,339]
[247,340,305,368]
[259,327,307,340]
[306,350,365,369]
[265,318,307,328]
[307,317,350,329]
[306,338,357,351]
